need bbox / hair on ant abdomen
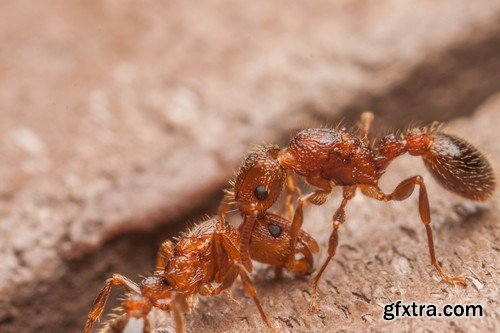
[418,131,495,200]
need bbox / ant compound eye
[268,224,282,238]
[254,185,269,201]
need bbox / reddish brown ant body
[222,112,495,311]
[84,212,318,333]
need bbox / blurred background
[0,1,499,332]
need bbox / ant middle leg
[310,186,356,313]
[288,174,332,263]
[361,176,467,286]
[84,274,141,333]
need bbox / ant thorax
[278,128,381,186]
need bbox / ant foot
[309,292,319,313]
[443,274,467,286]
[309,302,319,314]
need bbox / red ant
[84,212,318,333]
[221,112,495,311]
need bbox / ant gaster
[84,213,318,333]
[221,112,495,312]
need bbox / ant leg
[224,290,242,308]
[237,264,275,331]
[219,233,274,331]
[283,171,301,220]
[288,174,332,263]
[361,176,467,286]
[210,231,244,295]
[239,209,258,271]
[171,295,187,333]
[84,274,140,333]
[200,264,239,296]
[155,240,174,272]
[310,186,356,313]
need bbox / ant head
[140,275,171,300]
[232,145,286,214]
[246,213,317,275]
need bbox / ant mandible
[221,112,495,312]
[84,212,319,333]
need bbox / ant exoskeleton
[84,212,319,333]
[221,112,495,312]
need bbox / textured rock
[111,94,500,333]
[0,0,499,332]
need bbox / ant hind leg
[310,186,356,313]
[361,176,467,286]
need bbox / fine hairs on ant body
[221,112,495,312]
[84,213,318,333]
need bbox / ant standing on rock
[222,112,495,312]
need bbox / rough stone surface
[0,1,499,332]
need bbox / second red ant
[84,212,318,333]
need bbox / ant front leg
[310,186,356,313]
[283,170,301,220]
[288,174,332,264]
[361,176,467,286]
[200,264,241,307]
[169,294,189,333]
[239,207,258,271]
[84,274,140,333]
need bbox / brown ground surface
[0,1,499,332]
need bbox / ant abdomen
[421,132,495,201]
